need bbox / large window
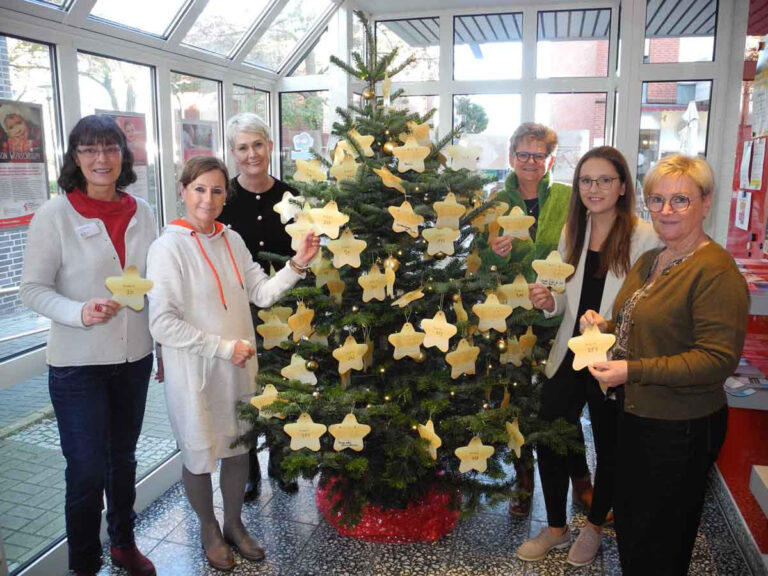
[377,18,440,82]
[181,0,271,57]
[537,9,611,78]
[644,0,717,64]
[279,90,330,180]
[452,94,521,181]
[289,28,332,77]
[391,95,440,137]
[77,53,161,222]
[535,92,608,183]
[453,12,523,81]
[232,85,270,122]
[89,0,191,38]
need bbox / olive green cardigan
[612,241,749,420]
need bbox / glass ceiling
[245,0,334,71]
[90,0,191,37]
[182,0,271,57]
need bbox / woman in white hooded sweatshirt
[146,156,319,571]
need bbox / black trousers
[537,353,617,527]
[615,405,727,576]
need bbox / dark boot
[267,447,298,493]
[243,449,261,502]
[509,457,535,517]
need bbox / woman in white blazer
[517,147,660,567]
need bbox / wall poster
[98,109,149,200]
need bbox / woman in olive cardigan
[583,154,749,576]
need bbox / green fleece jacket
[477,171,572,280]
[613,241,749,420]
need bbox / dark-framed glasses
[514,151,549,164]
[645,194,691,213]
[76,144,122,159]
[578,176,619,191]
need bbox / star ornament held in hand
[506,419,526,459]
[472,293,514,333]
[273,191,305,224]
[421,310,458,353]
[373,165,406,194]
[105,266,153,311]
[568,324,616,371]
[332,335,369,374]
[531,251,575,293]
[358,263,388,302]
[293,159,327,183]
[393,136,431,173]
[418,419,442,460]
[496,206,536,240]
[285,206,316,251]
[309,201,349,239]
[422,227,459,256]
[388,200,425,238]
[444,143,482,171]
[496,274,533,311]
[388,322,426,360]
[288,302,315,342]
[329,413,371,452]
[255,316,292,349]
[284,413,327,451]
[455,436,495,473]
[445,338,480,379]
[327,228,367,269]
[433,192,466,230]
[280,353,317,386]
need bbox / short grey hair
[508,122,558,156]
[226,113,271,149]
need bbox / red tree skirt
[315,481,460,543]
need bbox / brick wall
[0,227,27,317]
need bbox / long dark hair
[566,146,636,277]
[58,114,136,192]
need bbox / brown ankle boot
[201,521,235,572]
[223,522,266,562]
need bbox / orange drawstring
[190,231,228,310]
[222,233,244,289]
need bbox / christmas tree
[238,11,579,531]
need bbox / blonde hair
[643,154,714,199]
[508,122,558,156]
[226,113,270,149]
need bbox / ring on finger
[95,304,103,312]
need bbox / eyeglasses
[645,194,691,213]
[76,144,122,158]
[514,151,549,164]
[578,176,619,191]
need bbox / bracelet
[289,258,310,273]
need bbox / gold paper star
[496,274,533,310]
[273,191,305,224]
[472,293,514,333]
[445,338,481,379]
[422,227,459,256]
[388,322,426,360]
[256,317,292,349]
[399,121,431,146]
[288,302,315,342]
[358,263,387,302]
[466,246,482,277]
[531,251,575,293]
[329,413,371,452]
[418,419,442,460]
[285,206,316,251]
[105,266,153,311]
[497,206,536,240]
[312,256,338,289]
[519,326,537,359]
[455,436,495,473]
[327,278,345,304]
[373,165,406,194]
[284,413,327,451]
[506,419,526,459]
[280,353,317,386]
[444,144,482,171]
[393,137,430,173]
[421,310,458,352]
[388,200,425,238]
[310,201,349,239]
[257,306,293,324]
[329,150,359,182]
[293,159,326,183]
[347,129,375,157]
[327,228,367,269]
[384,266,396,298]
[568,324,616,371]
[391,287,425,308]
[500,336,525,367]
[471,201,509,231]
[433,192,466,230]
[250,384,286,419]
[332,335,368,374]
[453,294,469,323]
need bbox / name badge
[76,222,100,239]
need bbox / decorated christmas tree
[238,11,578,538]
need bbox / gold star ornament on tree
[445,338,480,379]
[309,200,349,239]
[105,266,153,311]
[327,228,367,269]
[417,419,442,460]
[293,159,327,183]
[391,287,425,308]
[422,227,459,256]
[444,143,482,171]
[531,251,575,293]
[329,150,359,182]
[373,165,406,194]
[388,200,425,238]
[285,206,316,251]
[358,263,388,302]
[455,436,495,473]
[280,353,318,385]
[284,413,327,451]
[496,274,533,310]
[472,293,514,333]
[393,137,430,173]
[500,336,525,367]
[506,419,526,459]
[250,384,286,419]
[288,302,315,342]
[273,191,305,224]
[433,192,466,230]
[256,316,292,350]
[399,121,431,146]
[388,322,426,360]
[421,310,458,352]
[332,335,369,374]
[328,413,371,452]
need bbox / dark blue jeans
[48,354,152,574]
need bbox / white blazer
[544,218,661,379]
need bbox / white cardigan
[20,194,156,367]
[146,222,302,474]
[544,218,661,379]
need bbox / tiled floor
[90,451,753,576]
